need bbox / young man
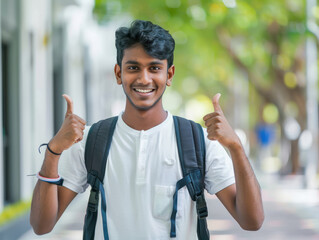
[30,20,264,239]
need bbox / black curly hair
[115,20,175,68]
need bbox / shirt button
[164,158,174,166]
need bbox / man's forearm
[229,143,264,230]
[30,150,60,235]
[30,181,59,234]
[30,95,84,234]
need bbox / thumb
[62,94,74,116]
[212,93,222,113]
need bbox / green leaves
[93,0,308,127]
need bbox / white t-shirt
[59,112,235,240]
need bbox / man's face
[114,44,175,111]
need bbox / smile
[134,88,155,93]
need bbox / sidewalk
[18,174,319,240]
[18,191,88,240]
[207,173,319,240]
[207,190,319,240]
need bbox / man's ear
[114,64,122,84]
[166,65,175,86]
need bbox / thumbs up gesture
[49,94,86,154]
[203,93,240,149]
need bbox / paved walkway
[206,189,319,240]
[18,191,88,240]
[18,174,319,240]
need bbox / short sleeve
[58,126,91,193]
[203,128,235,195]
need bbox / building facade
[0,0,125,217]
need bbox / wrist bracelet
[38,143,62,155]
[36,172,64,186]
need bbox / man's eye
[128,66,138,70]
[150,66,160,71]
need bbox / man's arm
[30,172,77,234]
[30,94,86,234]
[203,93,264,230]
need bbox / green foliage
[93,0,308,126]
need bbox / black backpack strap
[83,116,118,240]
[170,116,209,240]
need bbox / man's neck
[122,104,168,131]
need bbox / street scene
[1,0,319,239]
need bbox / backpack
[83,116,210,240]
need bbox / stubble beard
[123,85,167,112]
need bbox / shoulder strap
[83,116,118,240]
[173,116,206,177]
[171,116,210,240]
[85,116,118,183]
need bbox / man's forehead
[122,45,167,66]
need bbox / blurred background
[0,0,319,239]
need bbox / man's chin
[132,103,154,111]
[127,98,162,111]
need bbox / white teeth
[135,89,153,93]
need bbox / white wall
[62,5,89,119]
[19,0,54,200]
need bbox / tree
[94,0,311,174]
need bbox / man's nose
[137,69,152,84]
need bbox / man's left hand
[203,93,241,149]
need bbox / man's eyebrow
[124,60,139,65]
[149,61,164,66]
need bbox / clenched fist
[49,94,86,154]
[203,93,241,149]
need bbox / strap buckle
[195,192,208,219]
[88,189,99,212]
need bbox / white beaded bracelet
[36,172,64,186]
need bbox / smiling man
[30,20,264,240]
[114,43,174,128]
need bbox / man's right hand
[49,94,86,154]
[31,94,83,233]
